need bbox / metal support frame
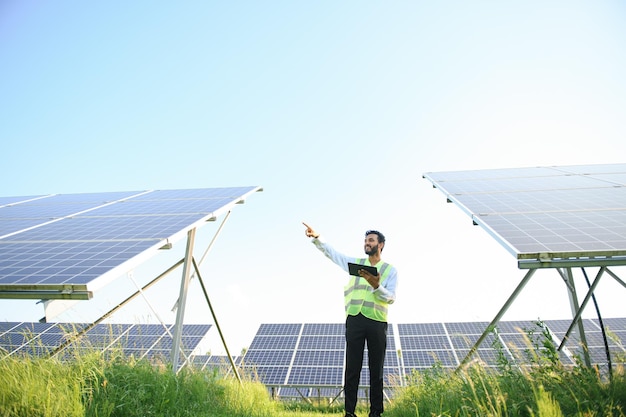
[581,267,613,378]
[457,269,536,369]
[168,211,242,378]
[171,228,197,371]
[193,258,242,384]
[559,267,601,367]
[456,265,626,372]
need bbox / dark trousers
[345,313,387,416]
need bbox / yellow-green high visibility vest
[344,258,392,322]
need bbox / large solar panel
[240,320,626,398]
[0,321,211,363]
[0,187,261,299]
[422,164,626,264]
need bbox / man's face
[364,234,382,256]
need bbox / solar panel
[293,350,343,366]
[303,323,345,335]
[245,350,294,366]
[600,317,626,329]
[445,321,491,335]
[0,322,211,361]
[248,335,299,350]
[251,366,290,385]
[543,318,626,364]
[256,323,302,336]
[242,323,401,399]
[402,350,458,368]
[299,335,344,350]
[288,366,344,385]
[423,164,626,264]
[395,319,626,371]
[189,355,242,375]
[401,335,450,350]
[397,322,446,335]
[449,333,498,350]
[0,186,261,299]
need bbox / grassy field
[1,330,625,417]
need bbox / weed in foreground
[385,324,626,417]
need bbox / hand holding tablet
[347,262,378,277]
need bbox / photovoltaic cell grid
[241,320,626,397]
[399,320,573,372]
[0,322,210,362]
[422,164,626,262]
[544,317,626,366]
[241,323,400,399]
[404,319,626,371]
[0,187,261,298]
[190,354,243,376]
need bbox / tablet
[348,262,378,277]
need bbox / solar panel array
[240,323,400,399]
[0,187,261,299]
[0,321,211,363]
[241,319,626,398]
[422,164,626,264]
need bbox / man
[303,222,398,417]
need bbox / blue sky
[1,1,626,355]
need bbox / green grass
[1,324,625,417]
[385,321,626,417]
[385,361,626,417]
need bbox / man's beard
[364,245,378,256]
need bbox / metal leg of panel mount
[605,267,626,289]
[169,211,241,381]
[193,258,242,384]
[559,267,599,367]
[457,268,536,371]
[581,267,612,378]
[171,228,197,372]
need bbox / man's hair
[365,230,385,245]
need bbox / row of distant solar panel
[0,322,211,362]
[240,322,400,398]
[238,319,626,398]
[4,318,623,399]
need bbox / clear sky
[1,1,626,356]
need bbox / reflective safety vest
[344,258,392,322]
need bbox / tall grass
[0,352,87,416]
[388,362,625,417]
[1,322,625,417]
[386,322,626,417]
[0,349,281,417]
